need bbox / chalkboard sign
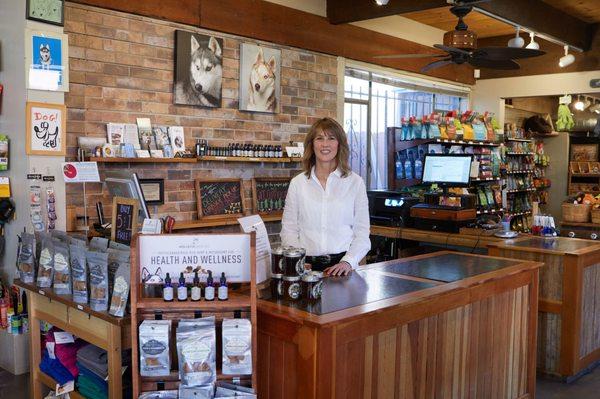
[195,178,245,220]
[252,177,290,216]
[111,197,139,245]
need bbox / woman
[280,117,370,276]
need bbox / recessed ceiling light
[559,45,575,67]
[374,0,389,5]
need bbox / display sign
[138,234,251,283]
[61,162,100,183]
[195,178,245,220]
[251,177,289,216]
[111,197,138,246]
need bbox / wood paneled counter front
[489,236,600,380]
[257,251,541,398]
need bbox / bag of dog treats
[87,250,109,311]
[215,382,256,398]
[107,248,130,297]
[69,235,88,248]
[176,317,216,387]
[222,318,252,375]
[50,230,69,243]
[139,320,171,377]
[17,233,36,283]
[109,262,130,317]
[108,241,130,251]
[138,391,178,399]
[179,385,215,399]
[70,244,88,304]
[89,237,109,251]
[36,234,55,288]
[53,240,71,295]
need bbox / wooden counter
[257,251,541,398]
[370,225,508,250]
[489,236,600,380]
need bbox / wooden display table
[14,280,131,399]
[489,236,600,380]
[257,251,541,398]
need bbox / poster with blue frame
[25,30,69,92]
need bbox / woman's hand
[324,261,352,277]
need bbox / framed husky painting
[174,30,223,108]
[25,29,69,91]
[239,43,281,113]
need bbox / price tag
[43,176,56,182]
[54,331,75,344]
[56,380,75,395]
[77,304,84,311]
[27,174,42,180]
[38,290,45,296]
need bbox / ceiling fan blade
[433,44,470,55]
[473,47,545,60]
[421,58,454,72]
[373,53,447,59]
[468,57,520,70]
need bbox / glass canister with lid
[270,273,283,299]
[271,246,285,274]
[283,247,306,276]
[282,275,302,301]
[302,271,323,302]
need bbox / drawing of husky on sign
[174,30,223,107]
[239,43,281,113]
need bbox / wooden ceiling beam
[473,0,594,51]
[326,0,447,25]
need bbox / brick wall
[64,2,338,222]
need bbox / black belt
[305,252,346,272]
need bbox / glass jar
[283,248,305,276]
[271,273,283,299]
[302,271,323,301]
[282,275,302,301]
[271,246,284,274]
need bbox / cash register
[410,154,477,233]
[367,190,420,227]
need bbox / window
[343,67,469,189]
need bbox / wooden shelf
[506,188,536,194]
[90,157,196,163]
[506,138,533,142]
[505,170,534,175]
[39,372,85,399]
[198,156,299,163]
[506,210,533,217]
[506,152,535,156]
[472,177,501,182]
[434,138,499,147]
[394,138,432,152]
[395,178,422,188]
[172,214,282,231]
[560,221,600,228]
[571,173,600,177]
[477,208,504,215]
[136,292,251,312]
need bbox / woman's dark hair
[302,117,351,178]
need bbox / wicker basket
[592,208,600,224]
[562,203,591,223]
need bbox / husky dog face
[39,44,51,63]
[189,36,222,98]
[250,48,276,96]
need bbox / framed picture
[239,43,281,113]
[251,177,290,216]
[25,29,69,91]
[139,179,165,206]
[26,0,64,26]
[26,101,66,156]
[570,144,598,161]
[195,178,245,220]
[174,30,223,108]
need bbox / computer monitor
[104,172,151,220]
[422,154,473,187]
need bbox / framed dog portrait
[25,29,69,91]
[239,43,281,113]
[26,102,66,156]
[174,30,223,108]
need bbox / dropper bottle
[205,270,215,301]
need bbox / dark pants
[305,252,346,272]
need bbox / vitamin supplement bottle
[177,272,187,301]
[163,273,173,302]
[205,271,215,301]
[218,272,228,301]
[191,272,201,301]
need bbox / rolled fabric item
[40,350,75,386]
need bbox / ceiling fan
[374,0,545,72]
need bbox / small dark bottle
[191,272,201,301]
[218,272,228,301]
[258,145,264,158]
[177,272,187,301]
[268,145,274,158]
[277,145,283,158]
[163,273,173,302]
[249,144,255,157]
[195,139,201,157]
[205,270,215,301]
[235,143,241,157]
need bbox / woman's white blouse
[280,168,371,269]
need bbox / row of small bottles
[162,270,228,302]
[196,140,284,158]
[395,153,423,180]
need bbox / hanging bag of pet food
[36,234,55,288]
[222,318,253,375]
[108,248,130,299]
[139,320,171,377]
[87,250,109,311]
[70,244,88,304]
[53,240,71,295]
[109,262,130,317]
[176,317,216,387]
[17,233,36,283]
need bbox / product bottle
[414,156,423,180]
[395,153,404,180]
[163,273,173,302]
[205,270,215,301]
[195,139,201,157]
[191,272,201,301]
[218,272,228,301]
[177,272,187,301]
[404,154,413,179]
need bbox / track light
[573,95,585,111]
[508,27,525,48]
[559,45,575,67]
[525,32,540,50]
[374,0,389,5]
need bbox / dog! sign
[26,102,66,156]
